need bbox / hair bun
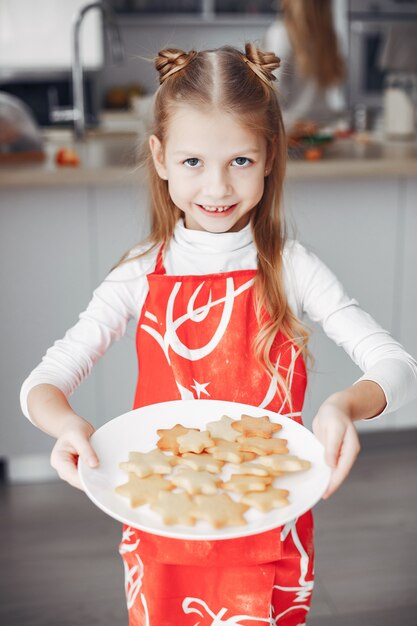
[155,48,198,84]
[243,42,280,86]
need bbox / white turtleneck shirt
[20,219,417,420]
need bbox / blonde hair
[282,0,345,88]
[116,43,311,407]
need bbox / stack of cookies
[115,414,311,529]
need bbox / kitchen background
[1,2,417,626]
[1,0,417,481]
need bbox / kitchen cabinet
[1,173,416,479]
[109,0,276,17]
[0,184,148,463]
[92,185,150,423]
[395,179,417,428]
[285,177,402,431]
[0,188,95,458]
[0,0,103,73]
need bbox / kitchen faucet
[50,1,124,139]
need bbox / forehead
[164,105,265,154]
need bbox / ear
[149,134,168,180]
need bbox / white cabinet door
[284,177,401,431]
[0,188,95,457]
[1,184,150,459]
[3,176,415,464]
[395,179,417,429]
[91,185,151,426]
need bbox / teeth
[201,205,231,213]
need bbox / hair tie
[242,56,275,87]
[242,43,280,88]
[156,49,198,85]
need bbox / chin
[202,217,243,233]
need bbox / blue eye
[232,157,252,167]
[184,158,201,168]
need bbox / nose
[202,166,232,201]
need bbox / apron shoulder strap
[154,244,166,275]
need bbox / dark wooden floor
[1,430,417,626]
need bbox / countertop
[1,128,417,189]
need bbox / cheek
[241,172,265,202]
[167,168,184,191]
[168,172,196,204]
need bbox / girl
[21,44,417,625]
[263,0,345,131]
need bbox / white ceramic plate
[79,399,331,541]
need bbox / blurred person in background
[263,0,346,135]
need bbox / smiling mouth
[196,204,237,215]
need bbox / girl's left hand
[312,399,361,499]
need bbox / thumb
[74,432,99,468]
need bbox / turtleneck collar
[173,218,253,254]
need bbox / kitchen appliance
[0,77,99,128]
[348,0,417,109]
[383,71,417,138]
[0,92,44,162]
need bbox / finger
[323,426,360,499]
[323,424,345,468]
[312,416,329,455]
[311,418,322,441]
[72,431,100,468]
[51,449,85,491]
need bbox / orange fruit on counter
[304,147,323,161]
[55,147,80,166]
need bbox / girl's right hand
[50,420,99,491]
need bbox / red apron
[119,248,314,625]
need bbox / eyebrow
[173,148,261,157]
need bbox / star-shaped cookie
[150,491,196,526]
[210,440,256,464]
[156,424,199,454]
[237,436,288,455]
[232,414,282,439]
[119,449,176,478]
[177,452,224,474]
[220,474,273,494]
[115,473,173,508]
[229,461,273,477]
[240,487,290,512]
[206,415,239,442]
[176,430,215,454]
[171,467,220,495]
[192,493,249,528]
[256,454,311,473]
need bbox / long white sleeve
[20,246,158,420]
[286,240,417,416]
[20,222,417,421]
